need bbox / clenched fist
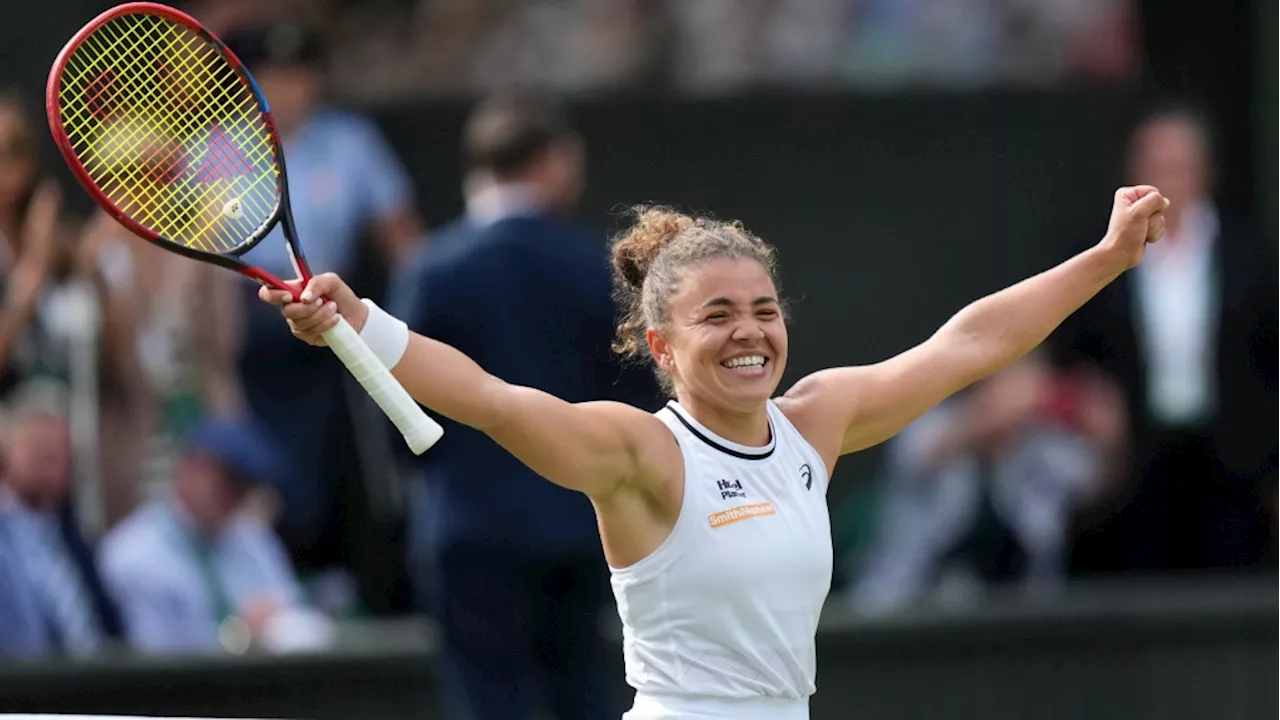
[1097,185,1170,271]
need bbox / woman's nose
[731,320,764,341]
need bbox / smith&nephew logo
[708,502,776,529]
[716,479,746,499]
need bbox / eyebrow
[699,296,779,310]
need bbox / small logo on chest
[716,479,746,499]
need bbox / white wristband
[358,299,410,369]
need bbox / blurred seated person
[0,513,48,659]
[0,378,122,657]
[98,416,334,656]
[851,353,1128,613]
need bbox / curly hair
[609,205,780,395]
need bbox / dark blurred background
[0,1,1275,719]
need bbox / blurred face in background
[966,355,1053,453]
[3,413,72,511]
[539,135,585,212]
[484,135,585,215]
[1128,114,1211,214]
[174,453,251,535]
[253,63,322,137]
[0,101,37,218]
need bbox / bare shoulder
[776,367,876,472]
[580,400,682,494]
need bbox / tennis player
[261,185,1168,720]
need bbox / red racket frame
[46,1,314,300]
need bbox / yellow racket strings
[58,12,280,253]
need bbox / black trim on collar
[665,401,775,460]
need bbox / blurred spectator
[904,0,1002,88]
[320,0,1139,102]
[0,379,123,657]
[218,21,424,612]
[665,0,771,95]
[0,91,148,535]
[179,0,327,35]
[851,354,1127,612]
[98,416,332,656]
[389,92,660,720]
[0,93,72,400]
[468,0,665,94]
[761,0,853,87]
[0,513,48,659]
[1057,101,1278,573]
[329,0,666,101]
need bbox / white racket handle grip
[321,315,443,455]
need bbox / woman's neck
[674,393,771,447]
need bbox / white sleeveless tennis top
[610,399,833,720]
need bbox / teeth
[723,355,765,369]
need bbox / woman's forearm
[390,332,508,431]
[938,245,1123,380]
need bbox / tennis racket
[45,2,444,455]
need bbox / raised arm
[259,275,670,500]
[783,186,1169,467]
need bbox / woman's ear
[646,327,672,369]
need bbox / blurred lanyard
[163,505,234,626]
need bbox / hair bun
[610,206,693,292]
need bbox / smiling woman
[610,206,786,435]
[258,185,1169,720]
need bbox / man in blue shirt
[0,516,48,658]
[220,23,424,612]
[389,93,661,720]
[98,415,330,655]
[0,378,120,658]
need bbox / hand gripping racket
[46,2,443,454]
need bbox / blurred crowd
[1,19,664,677]
[179,0,1138,103]
[0,7,1274,712]
[845,103,1277,611]
[0,21,421,659]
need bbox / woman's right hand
[256,272,367,347]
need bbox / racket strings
[65,17,277,251]
[83,37,271,247]
[63,30,219,231]
[64,18,275,250]
[56,12,280,254]
[66,30,228,245]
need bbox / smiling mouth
[721,355,768,371]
